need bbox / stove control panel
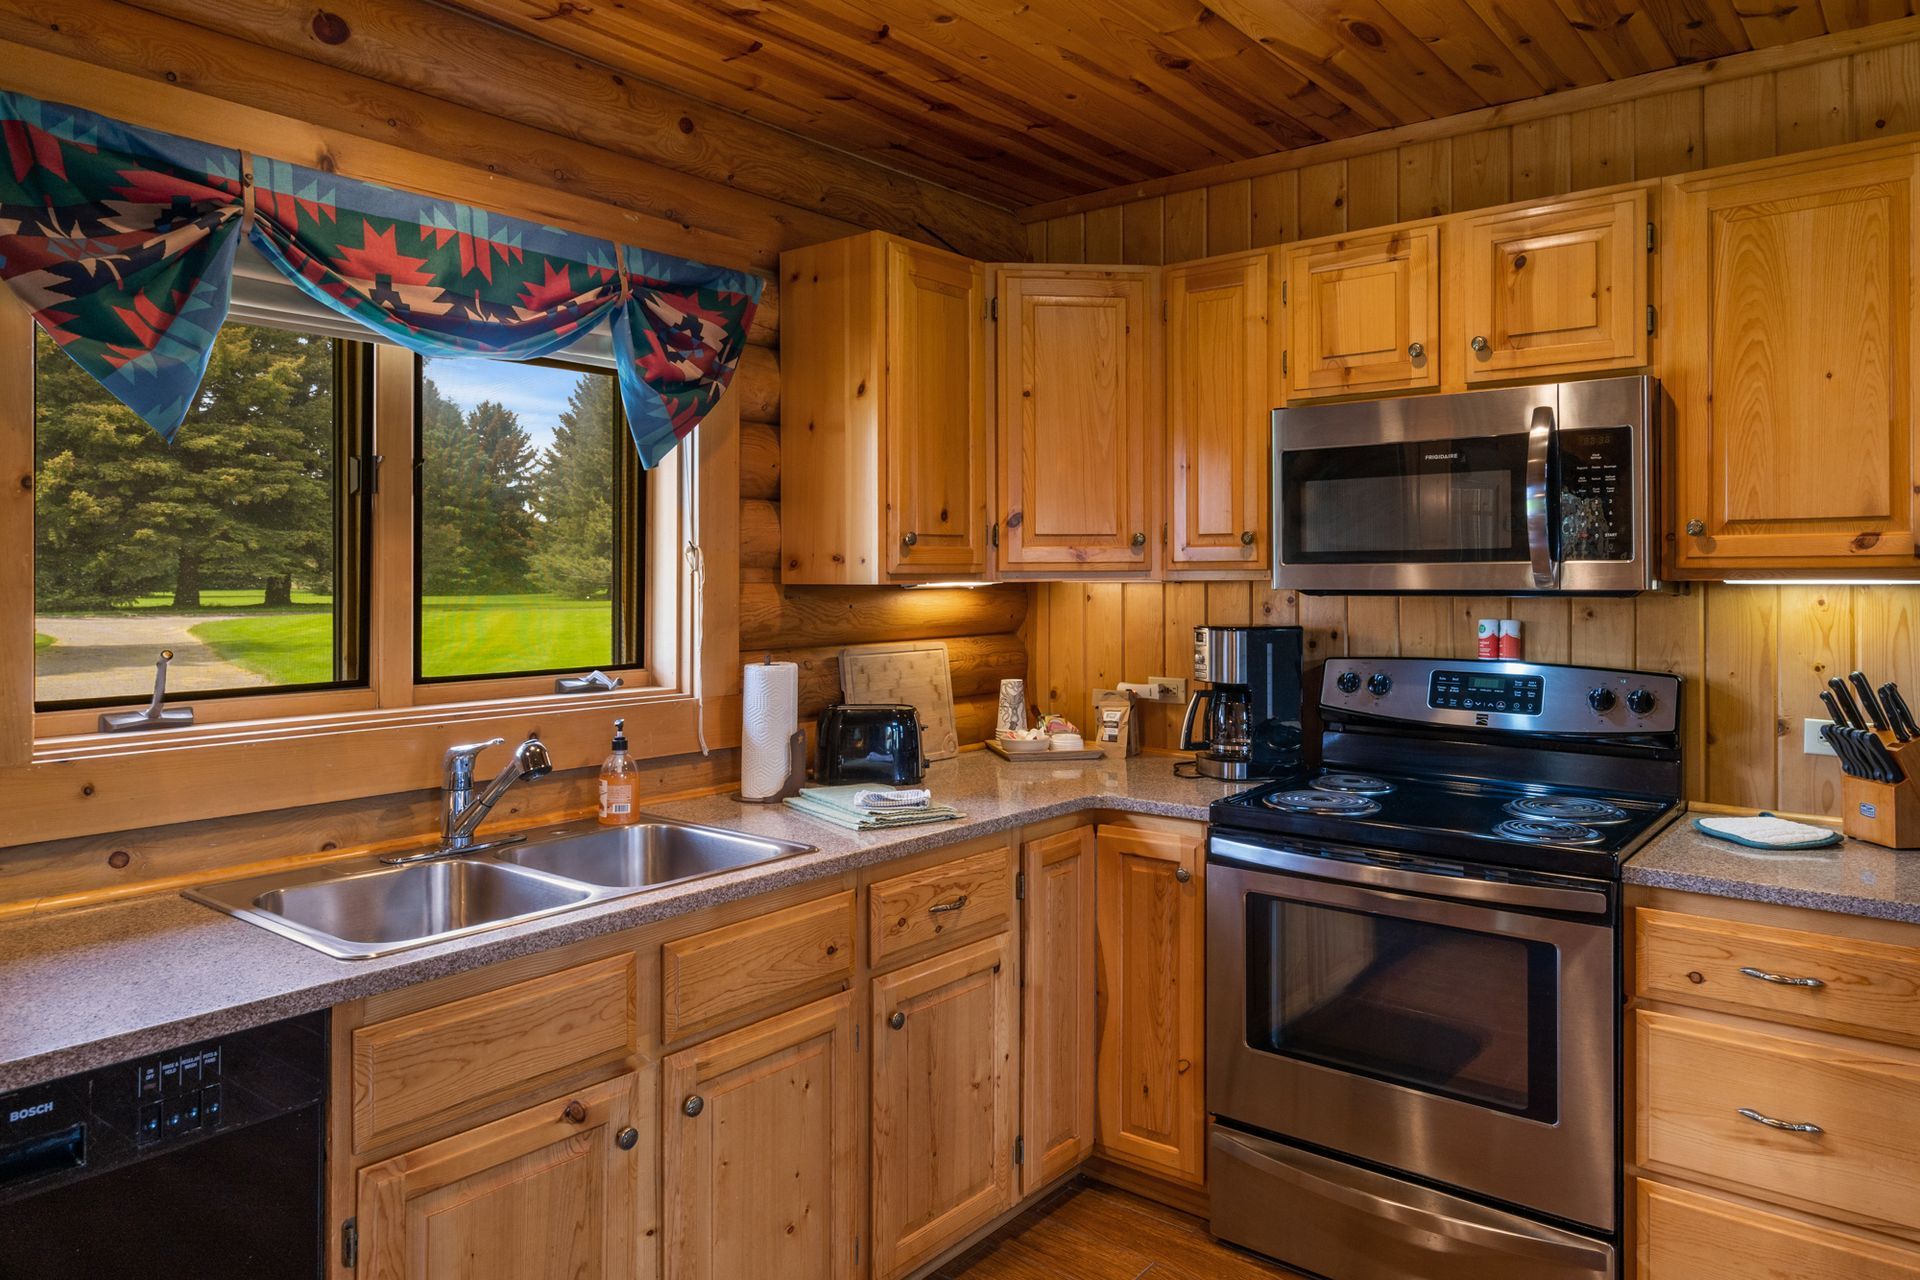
[1323,658,1680,736]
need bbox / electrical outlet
[1805,717,1837,757]
[1122,677,1187,703]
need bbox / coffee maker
[1179,625,1305,780]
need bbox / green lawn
[34,632,54,652]
[190,594,613,684]
[122,588,335,613]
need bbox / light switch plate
[1124,677,1187,703]
[1804,717,1837,757]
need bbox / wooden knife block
[1840,735,1920,848]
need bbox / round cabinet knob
[615,1126,640,1151]
[1588,687,1617,713]
[1407,341,1425,360]
[1174,867,1192,884]
[562,1100,588,1124]
[1686,519,1706,536]
[682,1095,705,1118]
[889,1011,906,1031]
[1240,530,1256,546]
[1470,335,1490,354]
[1131,531,1147,548]
[1367,672,1393,697]
[1626,688,1657,716]
[902,530,918,547]
[1336,670,1362,695]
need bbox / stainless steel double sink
[186,819,817,960]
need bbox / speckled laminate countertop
[1624,816,1920,925]
[0,752,1239,1093]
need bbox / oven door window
[1280,436,1528,564]
[1244,894,1558,1122]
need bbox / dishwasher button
[179,1053,202,1090]
[158,1058,180,1094]
[135,1063,161,1100]
[198,1046,221,1078]
[201,1083,223,1127]
[161,1100,186,1137]
[137,1102,163,1144]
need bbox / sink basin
[497,820,816,889]
[188,859,594,960]
[186,817,816,959]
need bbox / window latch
[100,649,196,733]
[555,669,625,694]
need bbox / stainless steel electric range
[1206,657,1684,1280]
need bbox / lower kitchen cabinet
[1638,1180,1920,1280]
[1094,824,1206,1187]
[1020,827,1098,1193]
[661,992,859,1280]
[354,1072,651,1280]
[870,931,1019,1279]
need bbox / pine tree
[530,372,617,600]
[33,323,335,610]
[465,397,539,592]
[417,376,493,597]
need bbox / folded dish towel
[854,787,932,810]
[785,784,963,831]
[1693,814,1843,850]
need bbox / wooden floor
[937,1180,1299,1279]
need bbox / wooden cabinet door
[1094,824,1205,1186]
[662,993,858,1280]
[357,1073,651,1280]
[994,266,1158,572]
[886,240,989,577]
[1282,223,1440,400]
[870,932,1018,1279]
[1166,250,1276,576]
[1668,146,1920,571]
[1021,827,1097,1194]
[1459,189,1647,381]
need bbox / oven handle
[1210,836,1609,915]
[1526,403,1559,589]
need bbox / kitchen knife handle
[1821,724,1860,778]
[1829,678,1867,730]
[1872,735,1907,784]
[1881,684,1913,743]
[1850,672,1890,731]
[1885,683,1920,741]
[1819,689,1847,728]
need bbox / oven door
[1207,835,1617,1230]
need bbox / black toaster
[815,704,925,785]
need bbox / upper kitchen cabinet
[1455,188,1649,382]
[781,232,991,584]
[1281,223,1440,402]
[1165,250,1278,578]
[993,266,1160,575]
[1665,142,1920,574]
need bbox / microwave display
[1558,426,1633,562]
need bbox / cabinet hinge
[341,1218,358,1271]
[1015,870,1026,901]
[1282,350,1289,377]
[1161,298,1168,322]
[854,1022,861,1052]
[1646,304,1657,337]
[1646,220,1656,253]
[1162,522,1169,547]
[1014,1135,1025,1166]
[990,519,999,550]
[1281,280,1288,305]
[988,296,998,322]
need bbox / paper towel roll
[741,661,800,799]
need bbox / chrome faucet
[382,734,555,865]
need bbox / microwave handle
[1525,403,1559,588]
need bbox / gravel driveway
[34,613,269,702]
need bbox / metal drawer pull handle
[1739,966,1825,989]
[1737,1107,1823,1136]
[928,895,969,915]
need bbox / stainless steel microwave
[1273,375,1658,593]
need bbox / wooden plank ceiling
[434,0,1915,206]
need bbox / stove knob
[1587,687,1617,713]
[1626,688,1657,716]
[1367,673,1393,697]
[1336,671,1362,694]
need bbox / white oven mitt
[1692,814,1843,850]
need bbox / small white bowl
[998,736,1051,754]
[1050,733,1085,751]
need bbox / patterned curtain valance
[0,90,760,467]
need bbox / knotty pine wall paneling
[1024,31,1920,816]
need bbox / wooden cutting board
[839,641,959,760]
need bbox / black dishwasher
[0,1011,325,1279]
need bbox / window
[415,356,644,682]
[32,322,371,708]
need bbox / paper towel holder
[734,730,807,804]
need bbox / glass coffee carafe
[1181,683,1255,779]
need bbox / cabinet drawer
[869,845,1013,964]
[662,891,855,1042]
[1637,907,1920,1046]
[352,954,636,1151]
[1638,1179,1920,1280]
[1637,1009,1920,1239]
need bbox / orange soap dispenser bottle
[598,718,638,826]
